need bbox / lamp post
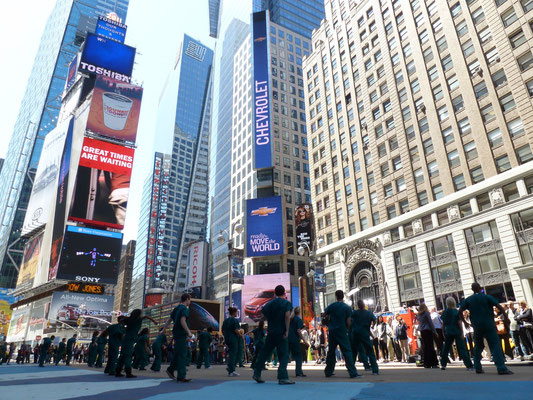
[217,222,244,305]
[298,238,325,328]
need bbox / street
[2,361,532,400]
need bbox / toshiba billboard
[186,241,207,289]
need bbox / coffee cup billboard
[86,76,143,144]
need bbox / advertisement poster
[246,196,284,258]
[95,16,127,43]
[79,33,135,83]
[314,261,326,293]
[86,76,143,144]
[55,226,123,285]
[0,289,18,338]
[299,276,315,327]
[6,306,29,342]
[28,299,47,336]
[48,291,114,328]
[186,241,206,289]
[22,119,71,236]
[252,11,273,170]
[15,233,43,291]
[231,248,244,285]
[242,273,290,324]
[68,137,135,229]
[224,290,242,321]
[65,54,78,91]
[295,203,314,251]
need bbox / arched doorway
[349,261,381,312]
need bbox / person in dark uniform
[459,282,513,375]
[351,299,379,374]
[252,285,294,385]
[0,340,7,364]
[197,328,213,369]
[323,290,360,378]
[288,306,306,377]
[39,336,55,367]
[95,333,107,368]
[222,307,241,376]
[65,334,77,365]
[88,331,99,367]
[104,316,126,375]
[55,338,66,366]
[116,310,157,378]
[161,293,193,383]
[440,296,473,370]
[151,331,167,372]
[251,320,266,369]
[33,344,40,364]
[132,328,150,370]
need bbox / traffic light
[77,318,82,326]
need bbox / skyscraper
[305,0,533,310]
[0,0,130,288]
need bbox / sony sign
[186,241,206,289]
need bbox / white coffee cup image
[102,92,133,131]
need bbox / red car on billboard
[56,304,80,322]
[244,290,277,321]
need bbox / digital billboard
[48,291,114,328]
[79,33,135,83]
[186,241,206,289]
[15,233,43,291]
[55,226,123,284]
[6,305,29,342]
[295,203,314,252]
[252,11,273,170]
[242,273,291,324]
[22,118,72,236]
[299,276,315,327]
[65,54,78,91]
[315,261,326,293]
[224,291,242,321]
[68,137,135,229]
[0,289,18,338]
[86,76,143,144]
[231,249,244,285]
[95,16,127,43]
[246,196,284,257]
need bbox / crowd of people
[1,283,532,385]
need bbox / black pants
[378,338,388,360]
[519,327,533,355]
[421,330,438,367]
[435,328,444,354]
[372,338,379,361]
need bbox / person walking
[196,328,213,369]
[222,307,241,376]
[323,290,360,378]
[395,317,409,363]
[458,282,513,375]
[38,336,55,367]
[288,306,306,377]
[251,320,266,369]
[65,334,77,366]
[88,331,99,367]
[95,333,107,368]
[430,308,445,356]
[417,304,439,368]
[33,343,40,364]
[351,299,379,374]
[440,297,473,371]
[252,285,294,385]
[103,316,125,375]
[161,293,193,383]
[55,338,66,366]
[0,340,7,365]
[150,331,167,372]
[237,329,245,368]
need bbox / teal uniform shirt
[108,323,125,347]
[251,328,266,344]
[351,309,376,336]
[198,331,212,348]
[441,308,462,336]
[325,301,352,332]
[42,337,52,351]
[124,318,142,342]
[153,333,167,347]
[462,293,500,329]
[66,337,76,352]
[261,297,293,335]
[57,341,66,354]
[222,317,240,340]
[97,336,108,348]
[170,304,190,337]
[288,316,304,344]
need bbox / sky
[0,0,216,242]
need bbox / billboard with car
[242,273,290,324]
[48,291,114,328]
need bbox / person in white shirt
[430,308,444,356]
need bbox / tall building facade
[304,0,533,310]
[256,0,326,37]
[0,0,129,288]
[114,240,136,313]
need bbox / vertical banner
[186,241,206,289]
[314,260,326,293]
[231,248,244,284]
[245,196,285,257]
[299,276,315,327]
[223,291,242,321]
[15,233,43,291]
[252,10,273,170]
[0,289,18,338]
[295,203,314,251]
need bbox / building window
[464,141,478,161]
[428,160,439,177]
[517,51,533,71]
[453,174,466,190]
[500,93,516,112]
[495,154,512,172]
[501,7,518,27]
[481,104,496,123]
[394,246,423,305]
[509,29,527,48]
[470,166,484,183]
[516,145,533,164]
[492,69,507,88]
[448,150,460,168]
[433,184,444,199]
[511,208,533,264]
[418,191,428,206]
[414,168,424,184]
[438,105,449,121]
[447,74,459,92]
[458,117,471,135]
[488,128,503,148]
[442,55,454,72]
[507,118,524,138]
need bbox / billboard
[246,196,284,257]
[0,289,18,338]
[186,241,206,289]
[22,118,72,236]
[15,233,43,291]
[299,276,315,327]
[6,306,29,342]
[314,261,326,293]
[55,226,123,284]
[295,203,314,252]
[28,299,47,336]
[79,33,135,83]
[95,16,127,43]
[68,137,135,229]
[65,54,78,91]
[224,291,242,321]
[252,11,273,170]
[48,291,114,328]
[86,76,143,144]
[242,273,290,324]
[231,248,244,284]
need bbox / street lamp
[217,222,244,304]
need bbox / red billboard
[68,137,134,229]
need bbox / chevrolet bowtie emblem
[254,36,267,42]
[251,207,277,216]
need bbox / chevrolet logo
[251,207,277,216]
[254,36,267,42]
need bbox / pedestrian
[55,338,66,366]
[430,307,445,356]
[5,343,15,364]
[288,306,306,377]
[237,329,245,367]
[65,334,77,365]
[301,327,309,363]
[104,316,125,375]
[351,299,379,374]
[0,340,7,365]
[323,290,360,378]
[458,282,513,375]
[161,293,193,383]
[495,307,513,360]
[116,310,157,378]
[395,316,409,363]
[33,343,40,364]
[462,310,475,358]
[417,303,439,368]
[88,331,99,367]
[515,300,533,355]
[196,327,213,369]
[132,328,150,370]
[151,331,167,372]
[251,320,266,369]
[440,296,473,371]
[95,332,107,368]
[38,336,55,367]
[252,285,294,385]
[222,306,241,376]
[376,316,389,362]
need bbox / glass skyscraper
[0,0,129,288]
